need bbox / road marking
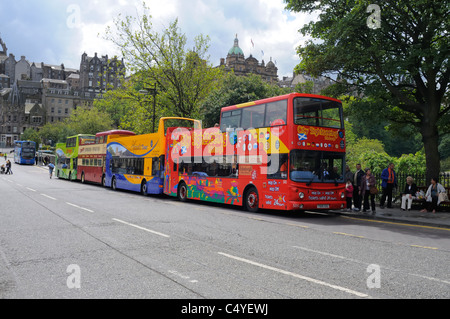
[293,246,450,285]
[410,245,438,250]
[293,246,363,264]
[66,202,94,213]
[341,215,450,231]
[168,270,198,283]
[26,187,36,192]
[218,252,369,298]
[112,218,170,238]
[41,193,57,200]
[333,232,365,238]
[285,223,309,229]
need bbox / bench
[412,186,450,211]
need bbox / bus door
[148,155,165,194]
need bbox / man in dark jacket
[353,164,365,211]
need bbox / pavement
[334,203,450,229]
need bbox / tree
[39,107,112,145]
[66,106,113,135]
[201,73,290,127]
[94,77,148,133]
[21,128,41,146]
[104,3,224,125]
[39,121,75,146]
[285,0,449,182]
[343,95,423,157]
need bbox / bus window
[241,104,265,129]
[266,153,289,179]
[294,97,342,128]
[152,157,159,176]
[265,100,287,127]
[221,110,241,130]
[289,150,344,183]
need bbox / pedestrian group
[1,159,13,175]
[345,163,448,214]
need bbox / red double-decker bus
[164,93,346,212]
[77,130,135,185]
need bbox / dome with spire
[228,35,244,56]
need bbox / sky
[0,0,317,78]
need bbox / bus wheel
[81,172,85,183]
[141,180,147,196]
[244,186,259,212]
[101,175,106,187]
[177,182,188,202]
[112,177,117,191]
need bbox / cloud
[0,0,314,77]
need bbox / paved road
[1,162,449,304]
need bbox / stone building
[279,72,333,95]
[79,52,125,92]
[218,36,278,84]
[0,37,126,145]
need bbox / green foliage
[104,3,224,127]
[343,95,423,157]
[39,121,76,145]
[285,0,450,179]
[439,135,450,159]
[38,107,113,145]
[396,152,426,175]
[294,80,314,94]
[66,106,113,135]
[346,137,389,173]
[201,73,290,127]
[20,129,41,146]
[359,151,392,175]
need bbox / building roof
[228,36,244,56]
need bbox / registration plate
[317,204,330,209]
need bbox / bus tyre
[177,182,188,202]
[112,177,117,191]
[244,186,259,213]
[101,175,106,187]
[141,180,147,196]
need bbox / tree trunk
[420,106,441,184]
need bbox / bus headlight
[340,192,345,199]
[299,192,305,199]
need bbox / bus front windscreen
[289,150,345,184]
[294,97,343,128]
[21,147,35,159]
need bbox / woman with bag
[420,177,446,213]
[360,168,377,215]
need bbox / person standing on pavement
[345,165,353,185]
[360,168,377,214]
[345,179,354,211]
[353,164,365,211]
[380,162,397,208]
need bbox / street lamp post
[139,83,158,133]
